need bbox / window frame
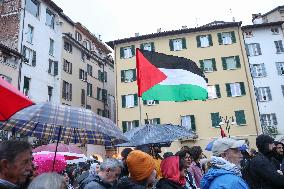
[27,24,34,44]
[45,9,55,29]
[49,38,54,56]
[26,0,40,17]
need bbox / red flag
[220,127,227,138]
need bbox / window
[97,109,103,116]
[122,120,139,133]
[235,110,246,125]
[222,56,240,70]
[226,82,246,97]
[75,32,82,41]
[281,85,284,97]
[23,76,31,96]
[87,64,92,76]
[83,40,91,50]
[256,87,272,101]
[64,42,72,53]
[48,59,58,76]
[46,9,55,29]
[23,46,36,66]
[244,30,253,38]
[271,27,279,35]
[274,40,284,53]
[260,114,277,126]
[208,85,221,99]
[218,32,236,45]
[140,42,155,51]
[47,86,53,102]
[276,62,284,75]
[145,118,160,124]
[87,83,92,97]
[49,38,54,56]
[81,89,85,106]
[169,38,186,51]
[104,71,107,82]
[26,0,39,17]
[98,70,104,82]
[81,52,85,62]
[62,81,72,101]
[246,43,262,56]
[120,45,135,59]
[97,87,102,100]
[122,94,138,108]
[143,100,159,106]
[79,69,87,81]
[200,59,216,72]
[121,69,136,82]
[86,105,91,110]
[27,25,34,43]
[0,74,12,83]
[181,115,196,131]
[102,89,107,102]
[211,112,220,127]
[63,60,72,74]
[196,35,212,48]
[251,64,266,77]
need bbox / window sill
[26,41,33,45]
[276,52,284,54]
[253,75,266,78]
[122,56,134,59]
[204,70,214,73]
[220,43,233,45]
[123,80,135,83]
[230,95,244,98]
[208,97,218,100]
[199,45,211,48]
[236,124,247,126]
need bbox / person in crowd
[117,150,157,189]
[181,146,190,153]
[175,150,197,189]
[0,140,33,189]
[156,156,187,189]
[271,141,284,170]
[247,134,284,189]
[89,162,100,175]
[81,158,122,189]
[188,146,203,188]
[63,172,74,189]
[120,148,133,178]
[163,152,174,159]
[201,137,249,189]
[28,173,66,189]
[76,163,90,188]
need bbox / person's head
[121,148,133,162]
[180,146,190,153]
[89,162,100,175]
[135,145,151,155]
[274,141,284,155]
[126,150,156,186]
[212,137,245,166]
[175,150,192,168]
[0,140,33,185]
[63,172,70,184]
[163,152,174,159]
[28,173,66,189]
[153,146,162,154]
[256,134,275,155]
[98,158,122,184]
[188,146,203,162]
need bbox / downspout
[18,0,26,90]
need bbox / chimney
[135,33,139,37]
[182,26,187,29]
[157,28,161,33]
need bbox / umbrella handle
[52,126,62,172]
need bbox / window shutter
[32,51,36,66]
[235,110,246,125]
[133,69,137,81]
[85,72,87,81]
[231,31,236,43]
[169,39,174,51]
[97,87,100,99]
[212,58,217,71]
[282,85,284,96]
[121,70,125,82]
[240,82,246,95]
[131,45,135,56]
[235,56,241,68]
[272,113,278,125]
[63,60,67,72]
[23,46,26,58]
[260,114,266,126]
[267,87,272,101]
[182,38,187,49]
[208,34,213,46]
[134,94,138,106]
[261,63,267,77]
[257,44,262,55]
[48,59,52,74]
[276,63,282,75]
[122,121,127,133]
[217,33,222,44]
[215,84,221,98]
[190,115,196,131]
[222,57,227,70]
[70,63,72,74]
[98,70,101,81]
[54,61,58,75]
[199,60,204,71]
[121,95,126,108]
[211,112,220,127]
[226,83,232,97]
[143,100,147,105]
[250,65,256,77]
[155,100,159,104]
[255,87,260,101]
[134,120,139,127]
[62,81,66,98]
[245,44,250,56]
[70,84,72,100]
[102,89,107,101]
[156,118,161,124]
[140,43,144,50]
[274,41,279,52]
[104,71,107,82]
[196,36,201,48]
[151,42,155,52]
[145,119,149,124]
[120,47,124,58]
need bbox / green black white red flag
[136,48,208,101]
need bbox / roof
[242,21,284,29]
[106,21,242,49]
[42,0,63,13]
[0,43,23,58]
[59,12,74,26]
[262,5,284,17]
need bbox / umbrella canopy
[33,153,67,174]
[0,77,34,121]
[122,124,195,146]
[0,102,127,146]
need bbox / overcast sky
[53,0,283,42]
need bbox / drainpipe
[18,0,26,90]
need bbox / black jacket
[0,181,18,189]
[156,178,183,189]
[249,152,284,189]
[116,177,146,189]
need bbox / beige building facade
[108,21,261,151]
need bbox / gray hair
[28,173,65,189]
[100,158,123,171]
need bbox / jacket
[0,179,18,189]
[156,178,184,189]
[82,174,112,189]
[116,176,146,189]
[188,161,203,188]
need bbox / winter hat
[256,134,274,154]
[126,150,156,182]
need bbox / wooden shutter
[211,112,220,127]
[98,70,101,81]
[54,61,58,75]
[182,38,187,49]
[121,95,126,108]
[97,87,101,99]
[143,100,147,105]
[134,120,139,127]
[235,56,241,68]
[70,63,72,74]
[250,64,256,77]
[122,121,127,133]
[267,87,272,101]
[120,47,124,58]
[104,71,107,82]
[257,44,262,55]
[48,59,52,74]
[217,33,223,44]
[212,58,217,71]
[63,60,67,72]
[32,51,36,66]
[156,118,161,124]
[151,42,155,52]
[240,82,246,95]
[261,63,267,77]
[272,113,278,125]
[134,94,138,106]
[81,89,85,105]
[231,31,236,43]
[121,70,125,82]
[102,89,107,101]
[226,83,232,97]
[133,69,137,81]
[190,115,196,131]
[140,43,144,50]
[169,39,174,51]
[62,81,66,98]
[69,83,72,100]
[235,110,246,125]
[276,63,282,75]
[199,60,204,71]
[215,84,221,98]
[245,44,250,56]
[131,45,135,56]
[196,36,201,48]
[208,34,213,46]
[255,87,260,101]
[222,57,227,70]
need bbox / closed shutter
[69,84,72,100]
[240,82,246,95]
[169,39,174,51]
[231,31,236,43]
[32,51,36,66]
[121,70,125,82]
[98,70,101,81]
[155,100,159,104]
[122,121,127,133]
[260,114,266,126]
[217,33,222,44]
[272,113,278,125]
[63,60,67,72]
[212,58,217,71]
[102,89,107,101]
[70,63,72,74]
[282,85,284,96]
[182,38,187,49]
[23,46,27,59]
[215,84,221,98]
[250,65,256,77]
[140,43,144,50]
[196,36,201,48]
[134,94,138,106]
[120,47,124,58]
[257,44,262,55]
[255,87,260,101]
[276,63,282,75]
[62,81,66,98]
[211,112,220,127]
[245,44,250,56]
[133,69,137,81]
[54,61,58,75]
[267,87,272,101]
[48,59,52,74]
[104,71,107,82]
[151,42,155,52]
[226,83,232,97]
[222,57,227,70]
[131,45,135,56]
[235,56,241,68]
[84,72,87,81]
[208,34,213,46]
[156,118,161,124]
[261,63,267,77]
[190,115,196,131]
[199,60,204,71]
[121,95,126,108]
[97,87,101,99]
[134,120,139,127]
[235,110,246,125]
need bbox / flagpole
[138,97,142,126]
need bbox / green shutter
[212,58,217,71]
[235,56,241,68]
[145,119,149,124]
[151,42,155,52]
[222,57,227,70]
[140,43,144,50]
[156,118,161,124]
[231,31,236,43]
[122,121,127,133]
[121,70,125,82]
[199,60,204,71]
[215,84,221,98]
[134,120,139,127]
[208,34,213,46]
[32,51,36,66]
[134,94,138,106]
[240,82,246,95]
[54,61,58,75]
[48,59,52,74]
[211,112,220,127]
[120,47,124,58]
[104,71,107,82]
[122,95,126,108]
[182,38,187,49]
[131,45,135,56]
[235,110,246,125]
[190,115,196,131]
[196,36,201,48]
[169,39,174,51]
[217,33,223,44]
[155,100,159,104]
[226,83,232,97]
[133,69,137,81]
[143,100,147,105]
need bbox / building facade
[108,21,260,151]
[242,21,284,137]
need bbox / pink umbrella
[33,143,83,154]
[33,153,67,175]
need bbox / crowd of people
[0,134,284,189]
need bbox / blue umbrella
[205,140,215,151]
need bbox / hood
[117,177,146,189]
[256,134,274,155]
[200,168,235,189]
[210,156,242,176]
[161,156,186,186]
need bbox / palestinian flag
[136,49,208,101]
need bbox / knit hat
[256,134,274,154]
[126,150,156,182]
